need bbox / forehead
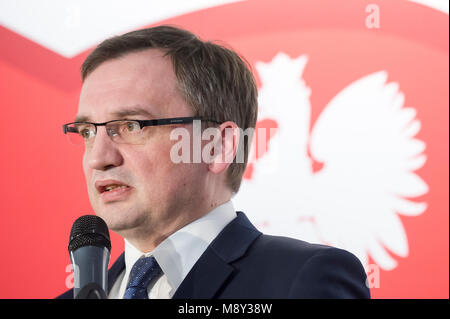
[76,48,186,122]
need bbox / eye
[124,121,140,132]
[76,125,93,139]
[80,129,91,139]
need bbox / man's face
[77,49,205,237]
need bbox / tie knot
[127,256,162,289]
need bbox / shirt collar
[123,200,237,294]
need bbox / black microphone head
[68,215,111,252]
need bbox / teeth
[105,185,127,192]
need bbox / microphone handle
[70,246,110,298]
[75,283,107,299]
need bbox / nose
[85,126,124,171]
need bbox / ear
[207,121,240,175]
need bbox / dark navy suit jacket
[57,212,370,299]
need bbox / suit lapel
[105,212,261,299]
[107,252,125,294]
[172,249,235,299]
[172,212,261,299]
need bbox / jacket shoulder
[252,233,336,260]
[246,234,370,298]
[56,288,73,299]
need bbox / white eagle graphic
[233,53,428,271]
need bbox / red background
[0,0,448,298]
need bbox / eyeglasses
[62,117,220,146]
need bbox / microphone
[68,215,111,299]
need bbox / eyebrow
[75,105,155,122]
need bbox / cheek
[133,141,194,191]
[129,144,165,185]
[82,154,91,186]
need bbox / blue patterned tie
[123,256,162,299]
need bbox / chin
[98,207,147,234]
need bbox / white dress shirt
[108,200,237,299]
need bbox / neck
[122,194,231,253]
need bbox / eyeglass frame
[62,116,222,144]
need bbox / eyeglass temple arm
[62,125,78,134]
[139,117,221,127]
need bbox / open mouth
[95,180,133,203]
[100,184,130,193]
[95,180,131,194]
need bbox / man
[58,25,370,299]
